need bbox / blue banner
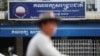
[8,2,85,20]
[0,24,100,37]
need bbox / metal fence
[53,39,100,56]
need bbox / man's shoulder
[28,34,40,46]
[32,32,48,42]
[31,32,43,41]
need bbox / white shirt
[0,53,5,56]
[26,31,66,56]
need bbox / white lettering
[11,30,28,35]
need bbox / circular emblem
[15,6,26,18]
[13,3,28,18]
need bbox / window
[86,0,97,11]
[0,0,7,11]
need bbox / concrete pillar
[16,37,23,56]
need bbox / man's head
[39,19,59,36]
[38,11,60,36]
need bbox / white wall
[86,0,95,4]
[0,11,4,19]
[95,0,100,12]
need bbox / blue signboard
[0,24,100,37]
[8,2,85,20]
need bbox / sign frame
[8,1,86,20]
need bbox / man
[26,12,66,56]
